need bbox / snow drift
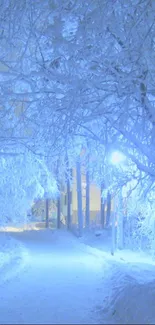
[101,263,155,324]
[0,231,29,284]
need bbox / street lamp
[111,151,126,165]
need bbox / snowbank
[0,232,29,284]
[100,262,155,324]
[79,230,155,324]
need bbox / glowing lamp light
[111,151,126,165]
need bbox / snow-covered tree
[1,0,155,229]
[0,150,58,226]
[121,183,155,256]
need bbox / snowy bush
[124,191,155,255]
[0,151,58,226]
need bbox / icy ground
[0,228,155,324]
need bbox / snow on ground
[1,228,155,324]
[79,229,155,324]
[100,262,155,324]
[0,229,108,324]
[79,228,155,264]
[0,231,29,285]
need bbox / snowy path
[0,230,108,324]
[1,229,155,324]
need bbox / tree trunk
[76,160,83,237]
[101,183,105,228]
[56,161,61,229]
[45,198,49,228]
[111,196,116,256]
[65,152,72,230]
[86,169,90,228]
[111,211,116,256]
[106,191,111,227]
[117,190,124,249]
[67,176,71,230]
[57,195,61,229]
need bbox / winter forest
[1,0,154,251]
[0,1,155,324]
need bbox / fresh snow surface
[0,228,155,324]
[80,229,155,324]
[0,231,29,285]
[0,229,108,324]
